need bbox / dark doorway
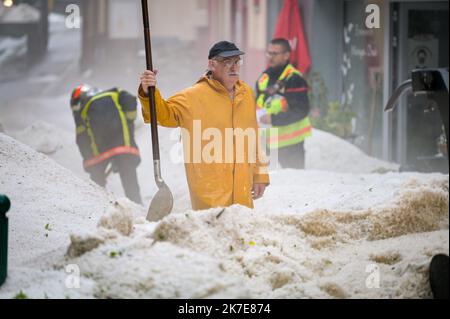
[393,1,449,173]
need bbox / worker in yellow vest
[70,84,142,204]
[255,38,312,169]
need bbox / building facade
[78,0,449,171]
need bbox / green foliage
[13,290,28,299]
[321,101,355,138]
[109,251,122,258]
[306,72,355,139]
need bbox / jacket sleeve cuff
[138,85,162,100]
[253,173,270,185]
[138,85,148,98]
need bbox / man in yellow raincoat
[139,41,269,210]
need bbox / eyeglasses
[266,51,287,58]
[213,57,243,68]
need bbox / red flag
[273,0,311,74]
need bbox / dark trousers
[276,142,305,169]
[88,155,142,205]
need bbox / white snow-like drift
[0,132,447,299]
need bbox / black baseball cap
[208,41,245,59]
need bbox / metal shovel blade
[146,182,174,222]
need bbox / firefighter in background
[70,84,143,204]
[255,38,312,169]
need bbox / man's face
[208,56,242,90]
[266,44,290,68]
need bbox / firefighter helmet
[70,84,93,111]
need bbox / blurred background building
[1,0,448,172]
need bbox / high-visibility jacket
[73,88,140,169]
[256,63,312,149]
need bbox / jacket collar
[196,73,246,100]
[265,62,290,79]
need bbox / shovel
[141,0,174,221]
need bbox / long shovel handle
[141,0,160,161]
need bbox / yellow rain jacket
[138,75,270,210]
